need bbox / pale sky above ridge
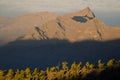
[0,0,120,26]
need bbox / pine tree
[62,61,69,71]
[19,70,25,80]
[98,60,105,69]
[70,62,82,79]
[0,70,4,80]
[107,59,115,68]
[32,68,39,80]
[39,70,47,80]
[5,69,14,80]
[13,69,20,80]
[89,64,95,69]
[85,62,90,69]
[25,67,32,80]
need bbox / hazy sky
[0,0,120,26]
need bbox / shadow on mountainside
[72,16,87,23]
[72,15,94,23]
[0,39,120,70]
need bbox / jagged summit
[81,7,95,18]
[64,7,95,18]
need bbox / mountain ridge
[0,7,120,46]
[19,7,120,43]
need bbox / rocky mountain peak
[64,7,95,19]
[81,7,95,18]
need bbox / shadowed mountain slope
[0,39,120,69]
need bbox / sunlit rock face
[19,7,120,43]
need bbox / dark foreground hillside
[0,59,120,80]
[0,39,120,69]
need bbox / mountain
[0,7,120,46]
[0,7,120,69]
[19,7,120,42]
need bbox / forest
[0,59,120,80]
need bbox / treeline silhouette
[0,59,120,80]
